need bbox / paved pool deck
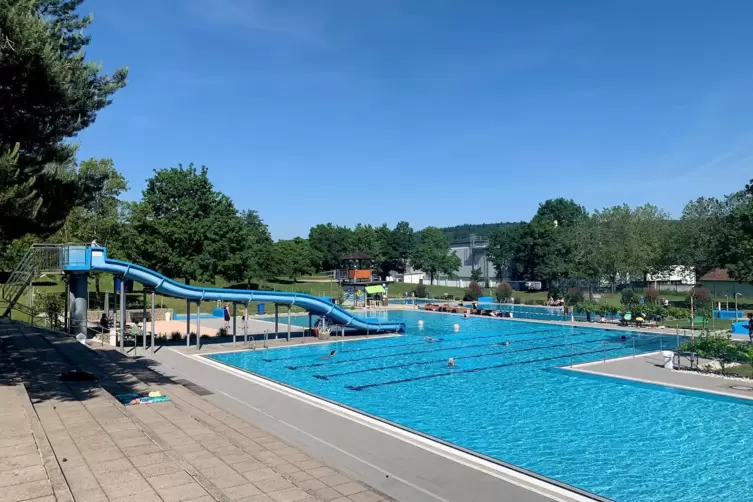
[0,318,398,502]
[567,351,753,401]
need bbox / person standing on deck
[223,304,231,330]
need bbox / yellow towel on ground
[148,391,162,398]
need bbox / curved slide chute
[83,247,405,334]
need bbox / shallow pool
[209,311,753,502]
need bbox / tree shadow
[0,319,209,406]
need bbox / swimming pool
[208,311,753,502]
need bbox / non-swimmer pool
[208,310,753,502]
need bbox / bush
[620,288,637,306]
[413,280,427,298]
[217,327,228,337]
[170,331,182,341]
[643,286,659,304]
[686,287,712,309]
[463,281,483,302]
[548,284,561,300]
[679,334,749,373]
[495,282,513,303]
[564,287,584,305]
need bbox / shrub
[548,284,561,300]
[170,331,182,341]
[496,282,513,303]
[686,287,712,309]
[463,281,482,302]
[217,327,228,337]
[620,288,637,306]
[413,280,427,298]
[564,287,584,305]
[470,267,482,282]
[643,286,659,304]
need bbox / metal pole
[602,341,606,363]
[196,302,201,349]
[244,303,248,345]
[64,276,70,333]
[275,304,279,340]
[632,337,635,357]
[186,298,191,348]
[660,337,663,352]
[676,332,679,351]
[287,307,291,342]
[232,303,237,343]
[308,312,312,336]
[570,344,573,367]
[264,330,268,349]
[119,277,125,352]
[142,291,147,350]
[151,291,156,354]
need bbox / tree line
[485,189,753,291]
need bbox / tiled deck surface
[568,351,753,400]
[0,318,393,502]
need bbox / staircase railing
[1,244,69,317]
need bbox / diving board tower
[335,252,386,308]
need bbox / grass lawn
[725,364,753,378]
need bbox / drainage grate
[174,378,213,396]
[729,385,753,391]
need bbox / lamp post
[735,293,742,318]
[725,294,729,311]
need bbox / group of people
[546,297,565,306]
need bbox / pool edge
[190,350,613,502]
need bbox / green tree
[410,227,461,284]
[127,164,248,284]
[515,199,586,285]
[308,223,353,271]
[390,221,415,272]
[486,224,524,280]
[719,185,753,283]
[238,210,274,282]
[272,238,315,281]
[675,197,727,277]
[0,0,127,243]
[470,267,482,282]
[56,158,128,245]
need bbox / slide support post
[142,290,147,350]
[186,298,191,348]
[119,277,126,352]
[232,302,237,344]
[151,290,156,354]
[197,301,201,349]
[275,304,279,340]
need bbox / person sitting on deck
[99,313,109,333]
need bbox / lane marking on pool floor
[172,348,602,502]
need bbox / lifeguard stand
[335,252,385,307]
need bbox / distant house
[698,269,753,297]
[645,266,696,290]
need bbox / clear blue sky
[76,0,753,240]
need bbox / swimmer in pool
[424,336,436,343]
[503,341,510,346]
[463,312,469,319]
[620,335,627,342]
[448,358,456,367]
[320,350,336,360]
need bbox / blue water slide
[79,247,405,334]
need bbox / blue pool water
[209,311,753,502]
